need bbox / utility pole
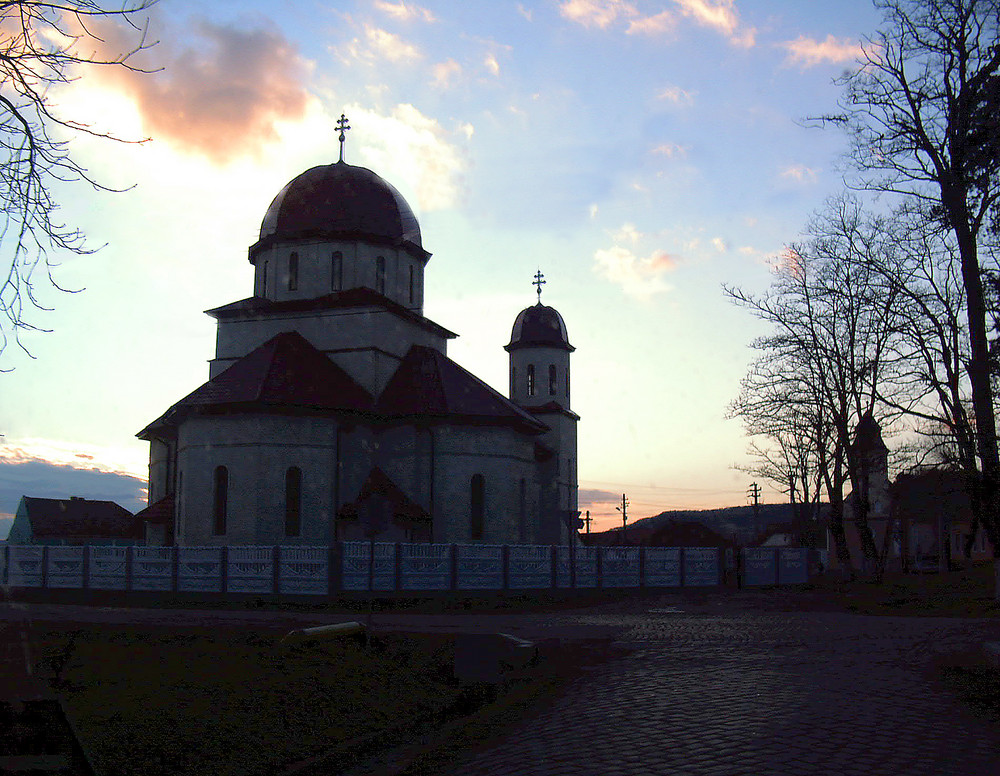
[748,481,761,528]
[616,494,629,545]
[583,510,591,534]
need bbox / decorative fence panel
[278,546,328,595]
[778,548,809,584]
[601,547,641,587]
[341,542,395,591]
[7,546,43,587]
[399,544,451,591]
[46,546,85,589]
[644,548,682,587]
[177,547,223,593]
[132,547,174,591]
[89,547,127,590]
[683,548,721,586]
[743,548,778,586]
[228,547,275,594]
[510,545,553,589]
[456,545,504,590]
[2,542,808,593]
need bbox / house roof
[376,345,549,433]
[892,469,973,524]
[19,496,138,539]
[204,288,456,340]
[138,331,373,438]
[134,494,175,526]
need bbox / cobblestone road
[434,609,1000,776]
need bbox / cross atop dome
[533,269,546,302]
[336,113,351,163]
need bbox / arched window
[285,467,302,537]
[262,260,268,297]
[549,364,557,395]
[331,251,343,291]
[212,466,228,535]
[527,364,535,397]
[470,474,485,539]
[288,252,299,291]
[376,255,386,294]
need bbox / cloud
[484,52,501,76]
[579,488,623,510]
[672,0,755,47]
[431,59,462,88]
[626,10,677,36]
[651,142,688,159]
[558,0,636,29]
[0,458,148,519]
[374,1,435,23]
[352,103,468,211]
[517,4,534,21]
[780,164,819,184]
[779,34,861,68]
[88,18,310,164]
[593,225,681,299]
[657,85,696,106]
[364,25,423,62]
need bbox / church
[136,122,579,548]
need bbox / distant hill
[584,503,825,546]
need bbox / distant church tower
[505,271,580,543]
[851,411,891,520]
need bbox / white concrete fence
[0,543,810,595]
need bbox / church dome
[506,303,574,352]
[252,161,423,257]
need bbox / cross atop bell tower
[533,269,546,302]
[336,113,351,163]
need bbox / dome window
[408,265,415,305]
[376,255,386,294]
[527,364,535,397]
[288,252,299,291]
[549,365,557,396]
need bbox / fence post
[125,545,134,592]
[450,544,458,591]
[395,543,403,591]
[679,547,686,587]
[41,545,49,589]
[273,545,282,595]
[220,546,229,594]
[331,543,342,593]
[171,545,180,592]
[502,545,510,591]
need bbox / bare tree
[825,0,1000,562]
[0,0,156,361]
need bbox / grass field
[32,626,472,776]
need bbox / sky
[0,0,888,535]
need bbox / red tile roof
[138,331,373,437]
[21,496,138,540]
[376,346,548,433]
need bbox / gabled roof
[134,494,175,526]
[204,288,456,340]
[139,331,373,438]
[338,467,430,523]
[376,345,548,433]
[19,496,138,540]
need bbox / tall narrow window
[285,466,302,537]
[511,367,517,397]
[376,255,386,294]
[331,251,343,291]
[262,261,268,297]
[565,367,570,397]
[288,252,299,291]
[549,364,557,395]
[212,466,228,535]
[470,474,485,540]
[527,364,535,397]
[408,265,415,304]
